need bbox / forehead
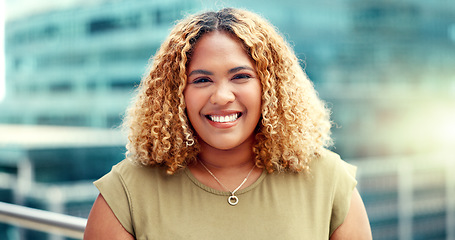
[187,31,253,70]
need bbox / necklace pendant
[198,160,255,206]
[228,195,239,206]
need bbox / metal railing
[0,201,86,239]
[0,151,454,240]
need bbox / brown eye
[233,74,251,79]
[192,77,212,84]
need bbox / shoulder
[311,150,360,236]
[99,159,188,196]
[107,159,169,185]
[265,149,356,195]
[94,159,169,213]
[93,160,179,236]
[309,149,357,181]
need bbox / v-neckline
[184,167,267,196]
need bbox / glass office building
[1,0,454,239]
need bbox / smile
[206,113,241,123]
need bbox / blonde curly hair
[123,8,332,174]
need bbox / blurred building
[1,0,454,239]
[1,0,454,157]
[1,1,197,239]
[320,0,455,159]
[0,124,125,239]
[353,152,455,240]
[2,0,196,128]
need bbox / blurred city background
[0,0,454,239]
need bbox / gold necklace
[199,160,256,206]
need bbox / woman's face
[184,31,262,151]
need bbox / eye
[192,77,212,84]
[232,74,251,82]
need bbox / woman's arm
[330,188,372,240]
[84,194,135,240]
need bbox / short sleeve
[94,161,135,235]
[329,158,357,236]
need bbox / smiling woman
[84,8,372,240]
[184,31,262,152]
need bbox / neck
[197,135,256,170]
[189,135,262,194]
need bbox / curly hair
[123,8,333,174]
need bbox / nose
[210,83,235,105]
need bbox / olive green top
[94,150,357,239]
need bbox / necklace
[199,160,256,206]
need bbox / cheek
[247,83,262,112]
[184,90,202,119]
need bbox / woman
[84,8,372,239]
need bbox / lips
[205,112,242,123]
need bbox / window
[110,78,140,90]
[49,82,72,93]
[88,17,121,34]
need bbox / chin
[204,136,253,151]
[208,142,241,151]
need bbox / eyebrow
[228,66,255,74]
[188,66,254,77]
[188,69,213,77]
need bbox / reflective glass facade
[1,0,454,239]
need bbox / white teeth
[209,113,239,123]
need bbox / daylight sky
[4,0,103,20]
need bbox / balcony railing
[0,201,86,239]
[0,151,454,240]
